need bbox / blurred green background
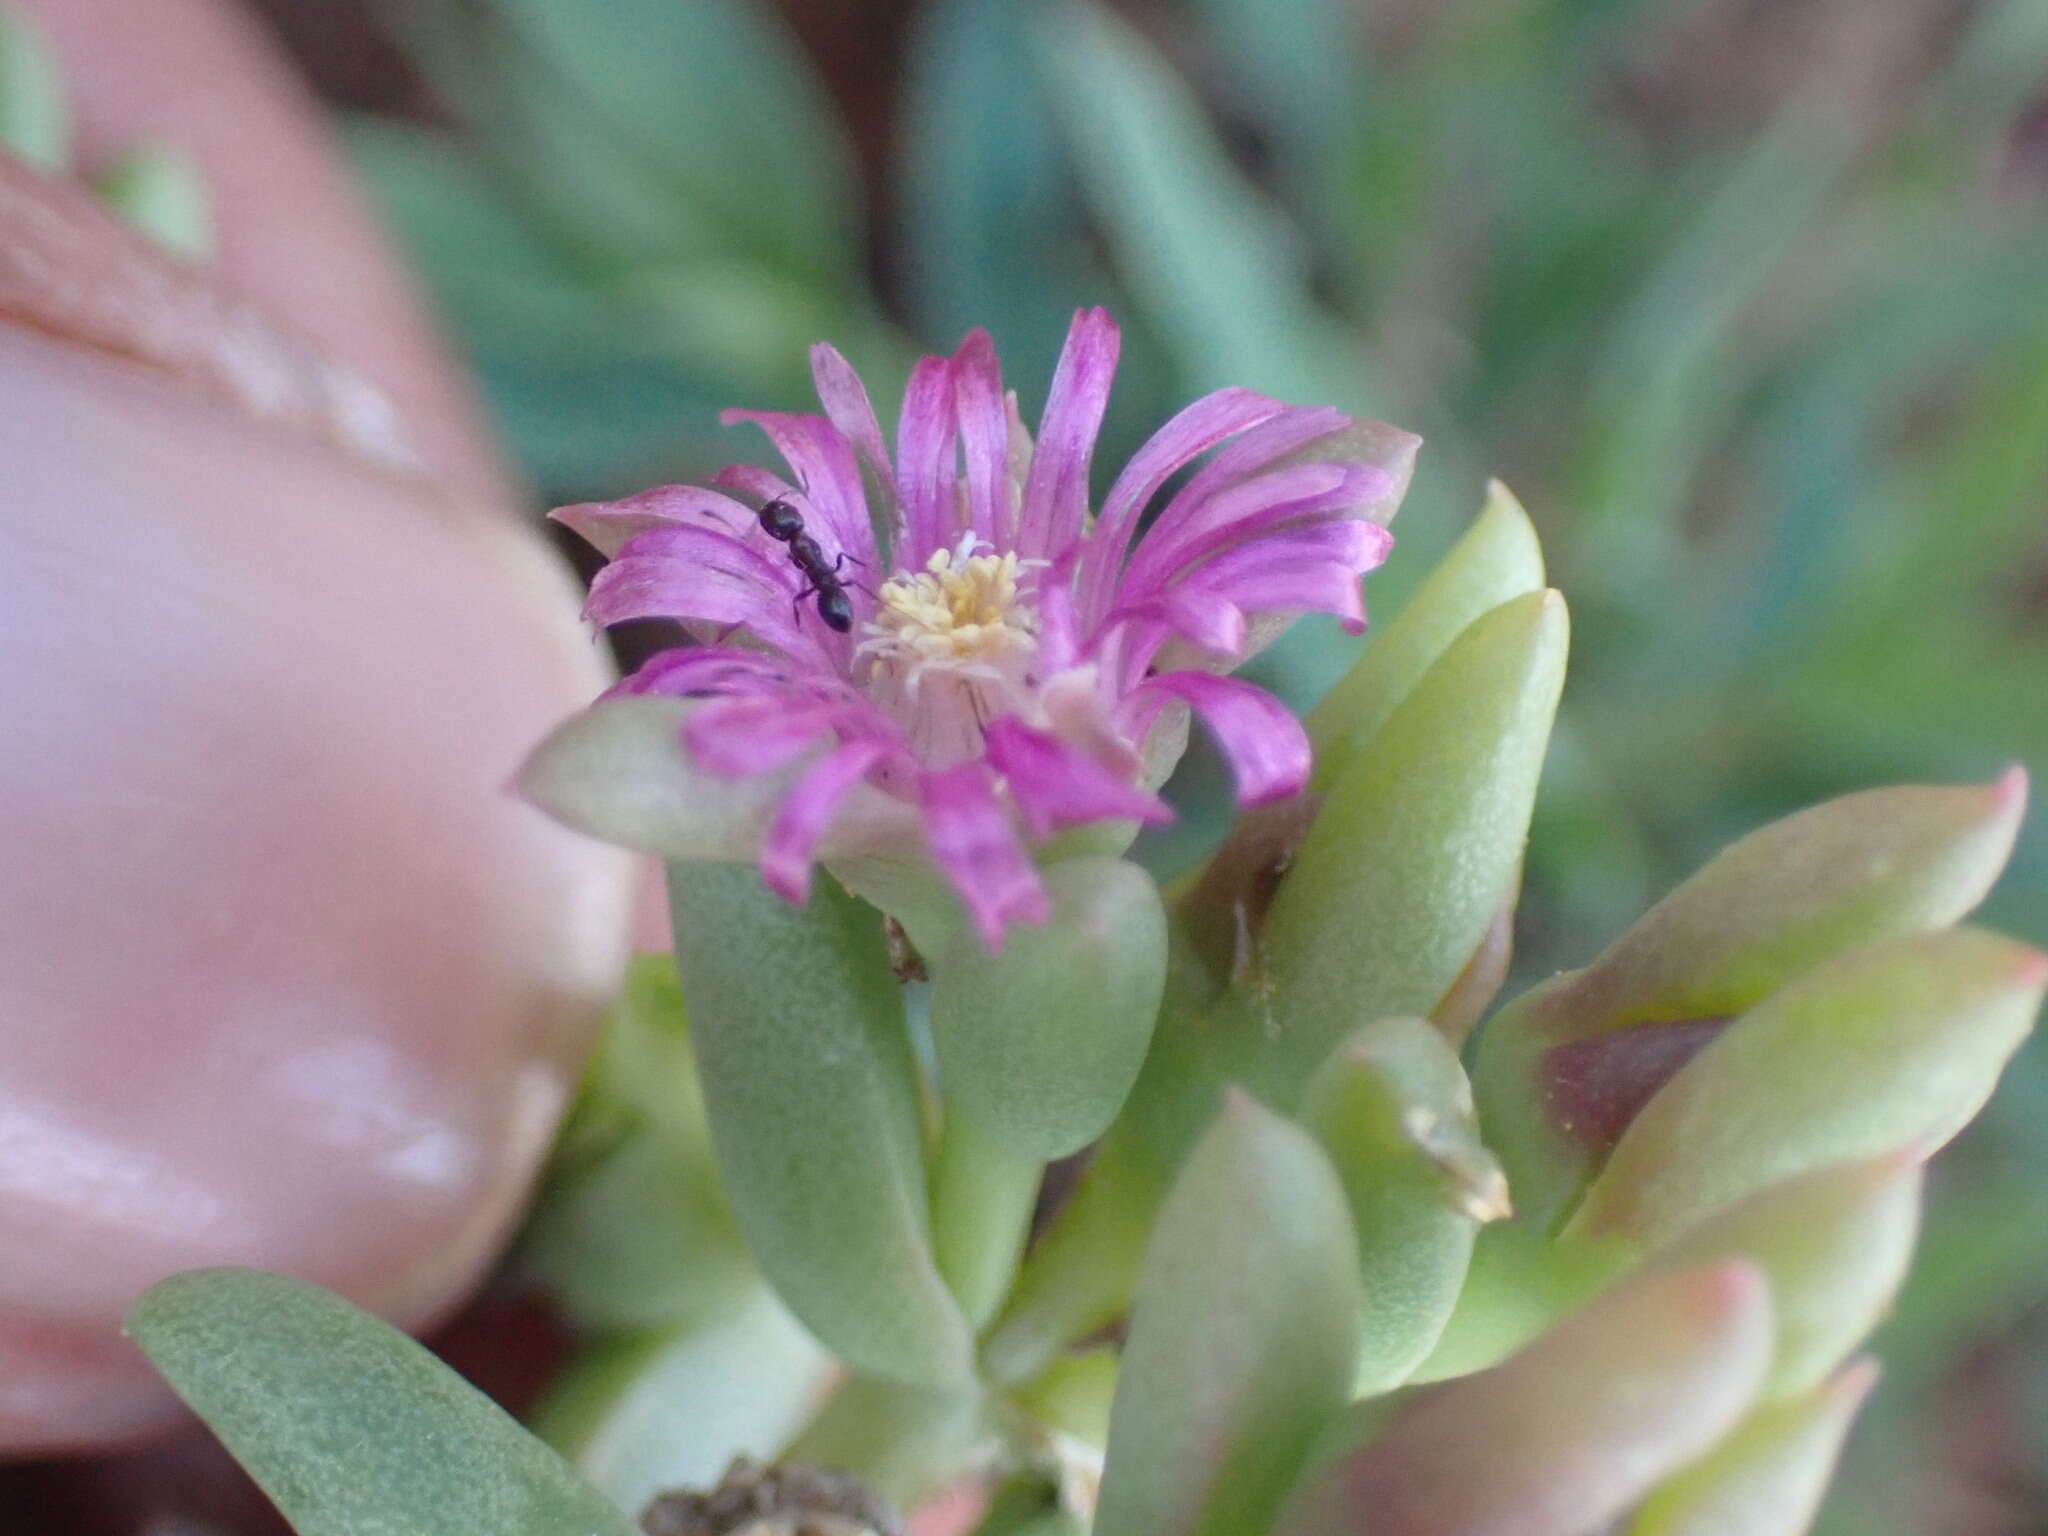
[285,0,2047,1527]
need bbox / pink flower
[553,309,1413,948]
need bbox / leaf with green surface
[1302,1019,1509,1395]
[931,857,1167,1159]
[1630,1362,1878,1536]
[1477,771,2028,1225]
[1567,928,2047,1248]
[521,956,751,1335]
[127,1268,637,1536]
[668,863,972,1385]
[532,1283,834,1520]
[1308,480,1546,789]
[1273,1262,1775,1536]
[1094,1093,1362,1536]
[1228,588,1568,1105]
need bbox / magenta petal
[919,762,1051,950]
[1163,404,1352,513]
[952,329,1012,549]
[1129,672,1311,807]
[897,353,959,566]
[809,342,899,505]
[1167,521,1392,635]
[1155,587,1250,657]
[1018,307,1120,562]
[1080,386,1289,621]
[683,695,840,777]
[1128,461,1371,587]
[611,646,791,699]
[586,555,817,661]
[553,484,756,557]
[759,739,893,904]
[983,717,1172,839]
[718,409,878,570]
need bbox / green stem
[979,1138,1162,1386]
[931,1116,1044,1333]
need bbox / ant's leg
[833,552,881,601]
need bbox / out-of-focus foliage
[354,1,2048,1526]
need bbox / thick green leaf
[1308,480,1547,789]
[1476,771,2028,1225]
[1094,1093,1362,1536]
[931,857,1167,1158]
[0,8,68,171]
[532,1283,833,1519]
[127,1268,637,1536]
[1630,1362,1879,1536]
[988,592,1564,1383]
[521,697,918,867]
[1273,1262,1775,1536]
[1567,928,2047,1248]
[1301,1020,1509,1395]
[784,1372,995,1514]
[1227,589,1569,1104]
[1647,1154,1921,1396]
[668,864,972,1384]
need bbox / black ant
[753,497,861,633]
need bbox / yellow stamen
[859,545,1038,689]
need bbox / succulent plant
[128,320,2040,1536]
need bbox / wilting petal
[952,329,1012,550]
[718,409,878,570]
[1081,386,1289,621]
[897,353,958,566]
[553,484,758,556]
[919,762,1050,950]
[683,694,842,777]
[760,739,895,903]
[1018,307,1120,562]
[1127,672,1311,807]
[984,717,1172,838]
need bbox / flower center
[857,541,1040,767]
[861,543,1038,683]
